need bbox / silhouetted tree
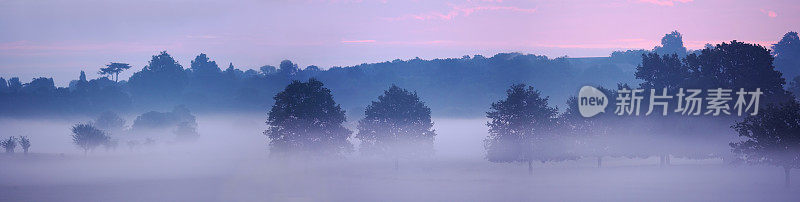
[356,85,436,169]
[7,77,22,93]
[71,123,111,154]
[18,136,30,154]
[773,31,800,80]
[686,40,789,103]
[22,77,56,94]
[278,60,300,75]
[69,71,90,92]
[485,84,558,175]
[259,65,277,75]
[99,62,131,82]
[731,101,800,187]
[653,30,687,57]
[265,78,352,156]
[0,77,7,93]
[1,136,16,153]
[189,53,221,76]
[635,53,688,91]
[128,51,187,105]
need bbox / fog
[0,115,798,201]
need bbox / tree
[560,86,620,168]
[484,84,559,175]
[772,31,800,80]
[128,51,187,105]
[731,101,800,187]
[278,60,300,75]
[99,62,131,82]
[790,76,800,99]
[71,123,111,154]
[1,136,16,153]
[189,53,221,76]
[0,77,7,93]
[94,111,126,132]
[686,40,789,104]
[7,77,22,92]
[635,53,688,91]
[259,65,277,75]
[18,136,30,154]
[653,30,687,57]
[69,71,90,92]
[356,85,436,169]
[264,78,352,157]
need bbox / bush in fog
[126,140,139,150]
[94,111,126,132]
[731,101,800,187]
[104,139,119,151]
[131,105,196,131]
[356,85,436,168]
[265,78,352,156]
[71,123,111,154]
[484,84,562,174]
[1,136,17,153]
[174,121,199,142]
[18,136,30,154]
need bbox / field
[0,117,797,201]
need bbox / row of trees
[262,37,800,187]
[264,79,436,170]
[1,136,31,154]
[69,107,199,154]
[2,31,797,118]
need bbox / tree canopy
[265,78,352,156]
[356,85,436,158]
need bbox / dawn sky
[1,0,798,85]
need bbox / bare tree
[18,136,30,154]
[1,136,17,153]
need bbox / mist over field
[2,0,800,201]
[0,115,797,201]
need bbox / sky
[0,0,798,85]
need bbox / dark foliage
[484,84,570,174]
[731,101,800,186]
[773,31,800,80]
[18,136,30,154]
[265,78,352,156]
[71,123,111,153]
[1,136,16,153]
[356,85,436,158]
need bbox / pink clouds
[637,0,694,6]
[388,5,536,21]
[342,40,377,43]
[760,9,778,18]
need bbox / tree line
[261,33,800,187]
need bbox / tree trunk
[23,149,28,155]
[394,158,399,171]
[597,156,602,168]
[665,154,671,166]
[785,167,791,188]
[659,155,665,167]
[528,160,533,175]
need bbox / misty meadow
[1,29,800,201]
